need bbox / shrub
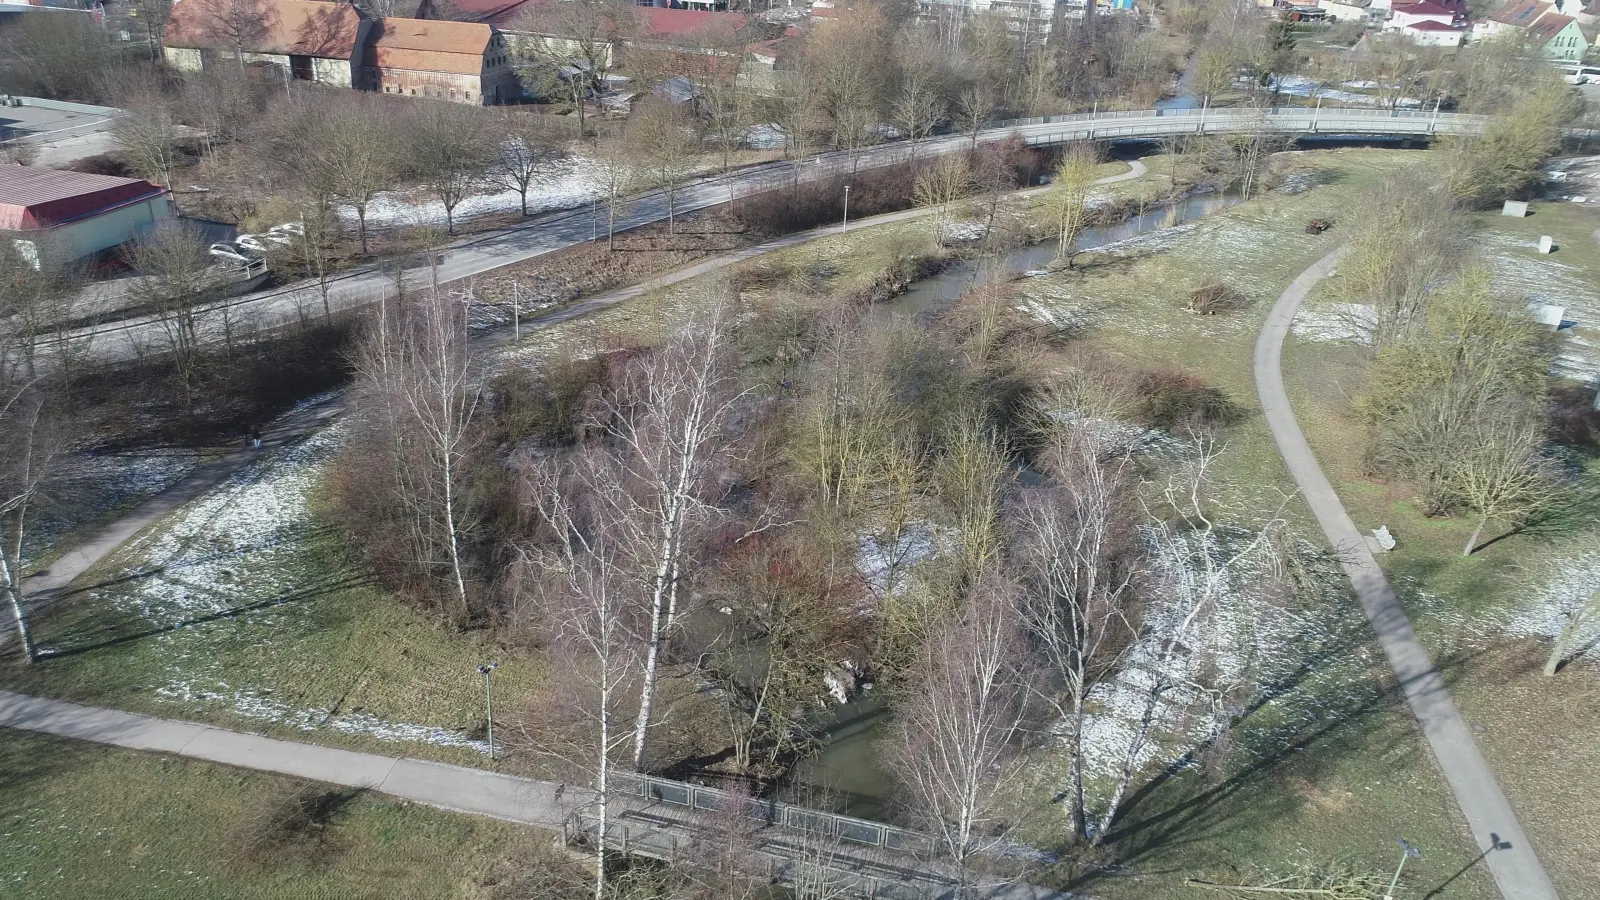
[1136,370,1240,430]
[1187,278,1250,315]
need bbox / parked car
[235,234,271,253]
[269,221,305,237]
[208,242,255,266]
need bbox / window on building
[384,85,391,92]
[465,91,472,100]
[450,89,457,98]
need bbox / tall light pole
[478,662,499,761]
[511,280,520,340]
[841,184,851,232]
[1383,839,1422,900]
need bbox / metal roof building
[0,165,174,259]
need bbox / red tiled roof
[0,165,167,230]
[1391,1,1453,15]
[164,0,363,58]
[1489,0,1552,24]
[365,17,492,75]
[638,6,748,38]
[1527,10,1576,41]
[417,0,534,26]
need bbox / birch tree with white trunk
[582,299,744,770]
[1011,428,1138,842]
[519,456,645,900]
[349,295,482,623]
[888,572,1038,895]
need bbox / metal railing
[613,772,940,856]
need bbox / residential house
[1,165,174,261]
[363,18,516,103]
[1471,0,1589,57]
[1552,0,1597,24]
[1526,11,1589,58]
[1319,0,1372,22]
[1387,1,1455,28]
[1474,0,1552,36]
[163,0,369,86]
[1401,18,1465,44]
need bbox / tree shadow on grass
[1058,618,1487,894]
[35,571,373,661]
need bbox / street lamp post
[841,184,851,232]
[511,281,520,340]
[478,662,499,761]
[1383,839,1422,900]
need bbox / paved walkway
[0,689,585,826]
[1254,246,1560,900]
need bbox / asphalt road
[45,106,1479,365]
[1255,246,1559,900]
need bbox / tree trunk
[0,555,36,664]
[1463,513,1489,557]
[357,205,370,255]
[1544,602,1593,676]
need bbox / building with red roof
[0,165,173,260]
[163,0,371,86]
[364,17,518,103]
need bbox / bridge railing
[612,772,941,856]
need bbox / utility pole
[478,662,499,761]
[841,184,850,232]
[511,281,520,339]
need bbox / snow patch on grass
[339,155,602,229]
[39,426,488,755]
[156,680,491,754]
[1292,302,1375,344]
[23,452,198,569]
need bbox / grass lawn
[1006,147,1498,897]
[3,428,549,774]
[0,730,571,900]
[1281,193,1600,898]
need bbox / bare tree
[1010,428,1137,841]
[114,88,183,189]
[1335,170,1464,350]
[0,383,66,664]
[512,0,640,139]
[627,101,700,234]
[1453,407,1562,556]
[194,0,272,73]
[590,138,637,250]
[519,459,646,900]
[128,222,222,406]
[0,238,81,380]
[324,99,402,255]
[892,65,947,166]
[1047,143,1099,264]
[495,112,560,217]
[580,300,745,770]
[1542,550,1600,676]
[913,153,974,245]
[348,295,482,622]
[1094,443,1287,842]
[888,573,1037,894]
[956,83,995,151]
[408,101,498,235]
[0,13,122,101]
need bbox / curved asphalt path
[1255,247,1559,900]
